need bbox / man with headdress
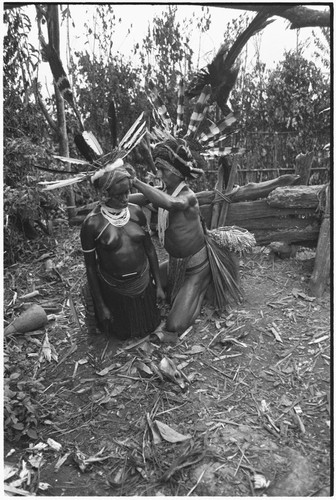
[132,138,241,341]
[81,163,165,340]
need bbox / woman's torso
[93,204,147,276]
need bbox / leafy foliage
[312,27,330,70]
[4,345,44,440]
[3,7,71,264]
[230,48,330,154]
[3,8,39,100]
[71,52,147,153]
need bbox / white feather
[53,155,92,166]
[82,131,104,155]
[90,158,124,183]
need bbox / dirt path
[4,228,331,496]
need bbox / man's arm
[133,178,196,211]
[128,192,149,207]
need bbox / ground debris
[3,230,330,497]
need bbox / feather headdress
[39,113,147,191]
[147,78,243,169]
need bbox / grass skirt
[83,269,161,339]
[205,234,242,310]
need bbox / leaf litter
[3,228,331,496]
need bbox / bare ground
[4,224,331,496]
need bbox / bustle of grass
[207,226,256,254]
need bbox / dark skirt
[98,274,161,339]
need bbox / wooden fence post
[309,185,330,298]
[295,151,314,185]
[217,155,239,227]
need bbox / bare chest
[96,220,145,250]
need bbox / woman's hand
[97,304,112,334]
[156,286,166,305]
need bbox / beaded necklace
[100,204,130,227]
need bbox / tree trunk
[215,5,330,28]
[294,151,314,185]
[47,5,76,220]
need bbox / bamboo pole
[210,165,224,229]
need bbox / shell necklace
[100,203,130,227]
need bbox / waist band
[186,245,209,275]
[97,260,150,296]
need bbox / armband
[82,248,96,253]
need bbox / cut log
[295,152,314,185]
[267,185,325,209]
[230,174,300,202]
[223,199,320,226]
[252,226,320,247]
[310,185,330,297]
[223,199,320,246]
[196,174,300,208]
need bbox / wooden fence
[202,130,330,186]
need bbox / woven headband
[154,158,185,179]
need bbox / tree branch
[213,4,330,28]
[34,83,59,135]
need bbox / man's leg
[165,266,211,333]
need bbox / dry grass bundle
[207,226,256,254]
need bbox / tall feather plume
[198,113,236,144]
[186,10,275,113]
[119,113,146,149]
[175,78,185,135]
[147,80,173,132]
[184,84,211,139]
[39,35,84,130]
[137,133,157,173]
[74,131,104,162]
[108,100,118,148]
[74,134,95,162]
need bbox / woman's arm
[132,178,196,211]
[80,223,112,332]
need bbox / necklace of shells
[100,203,130,227]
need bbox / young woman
[80,163,164,339]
